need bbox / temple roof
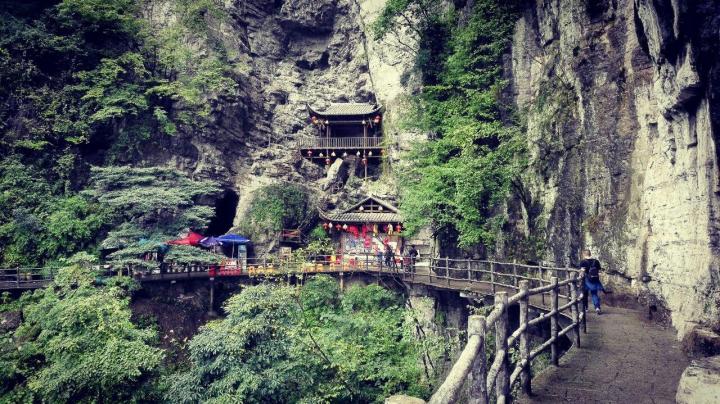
[307,103,383,117]
[319,196,401,223]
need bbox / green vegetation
[375,0,525,248]
[165,276,440,403]
[0,259,163,402]
[84,166,221,269]
[242,183,313,239]
[0,0,238,267]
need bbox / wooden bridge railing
[422,259,586,404]
[297,136,383,150]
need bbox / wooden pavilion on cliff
[300,103,384,178]
[319,196,404,267]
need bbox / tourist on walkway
[384,244,396,270]
[375,247,384,268]
[579,249,606,314]
[407,245,419,272]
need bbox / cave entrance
[206,189,239,236]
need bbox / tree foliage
[0,261,163,402]
[83,166,221,268]
[166,277,438,403]
[242,183,313,238]
[0,0,239,266]
[385,0,526,248]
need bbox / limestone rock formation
[677,356,720,404]
[510,0,720,338]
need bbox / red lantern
[362,158,368,165]
[311,116,318,124]
[325,158,331,165]
[396,224,402,232]
[374,115,381,124]
[322,223,329,229]
[335,224,342,230]
[307,150,313,157]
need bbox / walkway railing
[297,136,383,150]
[423,259,586,404]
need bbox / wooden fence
[421,258,586,404]
[297,136,383,150]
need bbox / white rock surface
[677,356,720,404]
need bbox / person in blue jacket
[579,249,606,314]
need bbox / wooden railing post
[519,280,531,395]
[512,259,518,288]
[445,257,450,286]
[550,276,559,366]
[15,266,20,288]
[540,263,546,305]
[490,262,496,294]
[467,259,471,281]
[581,269,588,334]
[570,272,581,347]
[468,315,487,404]
[495,291,510,403]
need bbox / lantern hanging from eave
[307,150,313,157]
[368,151,373,156]
[311,116,318,124]
[342,224,348,230]
[325,158,331,165]
[356,151,361,157]
[342,152,348,157]
[396,224,402,233]
[361,158,367,165]
[322,223,329,229]
[373,115,381,124]
[335,224,342,230]
[331,151,336,157]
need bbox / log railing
[424,259,586,404]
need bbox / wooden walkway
[518,306,688,403]
[2,259,689,403]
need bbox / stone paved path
[518,306,689,404]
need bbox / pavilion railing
[297,136,383,150]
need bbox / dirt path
[518,306,689,403]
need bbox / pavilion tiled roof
[319,211,401,223]
[307,103,383,117]
[318,196,401,223]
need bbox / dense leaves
[0,0,237,266]
[379,0,525,247]
[242,182,313,239]
[84,166,222,268]
[0,261,163,402]
[166,277,438,403]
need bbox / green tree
[83,166,222,269]
[377,0,525,248]
[242,182,313,239]
[167,277,437,403]
[0,260,163,402]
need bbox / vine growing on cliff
[375,0,525,248]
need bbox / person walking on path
[407,245,419,272]
[384,244,396,270]
[579,249,606,314]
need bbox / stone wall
[511,0,720,337]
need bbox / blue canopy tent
[216,234,250,244]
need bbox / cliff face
[511,0,720,336]
[151,0,720,337]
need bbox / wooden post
[570,272,581,347]
[467,259,471,281]
[490,262,496,294]
[339,272,345,291]
[495,291,510,403]
[581,269,588,334]
[540,263,546,306]
[519,280,531,395]
[208,277,218,317]
[512,259,518,288]
[15,266,20,288]
[550,276,559,366]
[468,315,488,404]
[445,257,450,286]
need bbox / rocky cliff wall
[511,0,720,337]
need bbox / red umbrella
[167,231,204,246]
